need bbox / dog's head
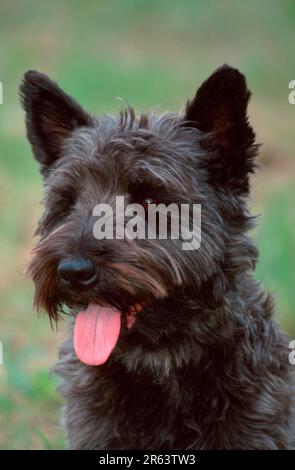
[21,65,258,367]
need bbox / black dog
[21,65,295,449]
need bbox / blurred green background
[0,0,294,449]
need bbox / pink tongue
[74,304,121,366]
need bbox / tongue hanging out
[74,304,121,366]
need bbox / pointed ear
[185,65,257,193]
[20,71,92,172]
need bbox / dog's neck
[111,271,272,380]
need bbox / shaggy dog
[21,65,295,449]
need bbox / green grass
[0,339,64,449]
[0,0,294,449]
[255,189,295,331]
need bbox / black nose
[57,257,97,289]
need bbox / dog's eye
[143,197,157,210]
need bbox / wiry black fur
[21,65,295,449]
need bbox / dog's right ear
[184,65,257,194]
[20,71,92,172]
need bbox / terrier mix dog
[21,65,295,449]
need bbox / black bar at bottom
[0,450,294,467]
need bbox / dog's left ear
[20,71,92,173]
[185,64,257,193]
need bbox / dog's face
[21,65,257,367]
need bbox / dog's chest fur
[55,298,295,450]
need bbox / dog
[20,65,295,449]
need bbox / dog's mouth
[73,302,143,366]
